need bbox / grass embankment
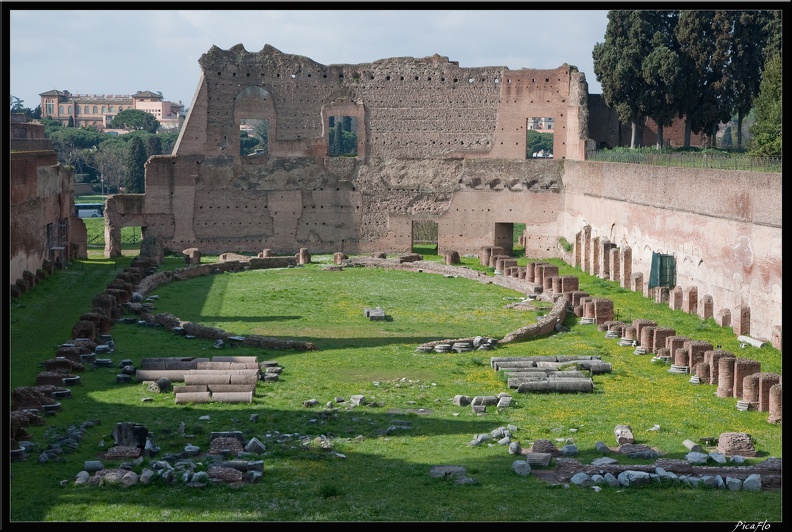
[8,251,782,522]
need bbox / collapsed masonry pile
[10,258,158,446]
[416,336,499,353]
[453,393,514,413]
[490,355,612,394]
[133,356,282,404]
[461,421,780,491]
[74,425,268,488]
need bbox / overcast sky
[9,8,610,110]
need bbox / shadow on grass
[193,315,302,323]
[12,395,782,521]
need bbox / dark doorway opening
[494,223,514,256]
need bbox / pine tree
[749,53,781,156]
[593,11,677,148]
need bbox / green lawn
[8,253,782,522]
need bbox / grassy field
[75,194,108,203]
[8,251,782,522]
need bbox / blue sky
[9,8,609,110]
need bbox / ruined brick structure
[104,45,782,342]
[106,44,584,260]
[9,113,87,289]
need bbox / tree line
[10,101,179,194]
[593,10,781,155]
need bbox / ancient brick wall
[174,45,584,161]
[561,160,782,341]
[9,117,81,286]
[106,46,781,342]
[127,45,578,259]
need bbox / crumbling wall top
[200,44,465,71]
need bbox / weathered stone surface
[614,424,634,445]
[617,470,652,487]
[595,441,611,455]
[717,432,757,457]
[620,444,660,460]
[452,395,471,407]
[570,472,594,486]
[591,457,619,467]
[471,395,498,406]
[207,466,244,483]
[529,439,560,457]
[683,439,703,453]
[523,453,553,467]
[244,438,266,454]
[111,422,148,447]
[686,452,709,465]
[512,460,532,477]
[742,474,762,491]
[429,465,467,478]
[104,446,141,460]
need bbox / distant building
[38,89,184,130]
[527,117,554,131]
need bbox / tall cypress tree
[333,119,343,155]
[146,135,162,158]
[124,136,147,193]
[727,11,771,147]
[639,11,685,150]
[675,11,734,147]
[593,10,658,148]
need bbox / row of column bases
[614,320,781,423]
[571,229,781,350]
[478,246,781,425]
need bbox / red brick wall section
[733,305,751,336]
[683,286,698,315]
